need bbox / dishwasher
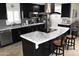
[0,30,13,47]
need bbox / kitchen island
[20,27,69,56]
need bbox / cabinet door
[0,3,7,19]
[36,24,46,32]
[61,3,71,17]
[0,30,13,46]
[20,27,30,34]
[12,28,21,43]
[20,3,33,18]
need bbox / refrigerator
[50,13,62,27]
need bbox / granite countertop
[20,26,69,49]
[0,22,45,31]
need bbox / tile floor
[0,37,79,56]
[0,41,23,56]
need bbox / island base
[22,38,51,56]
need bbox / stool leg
[63,46,64,56]
[56,47,58,56]
[65,39,67,48]
[71,39,72,46]
[73,39,75,50]
[67,39,70,50]
[59,47,60,54]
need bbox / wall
[0,20,6,27]
[70,3,79,23]
[76,4,79,21]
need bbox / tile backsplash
[0,20,6,27]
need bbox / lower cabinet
[12,28,21,43]
[12,27,33,43]
[0,30,13,47]
[12,24,46,43]
[36,24,46,32]
[0,24,46,46]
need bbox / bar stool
[50,36,65,56]
[66,30,77,50]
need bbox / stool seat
[51,39,65,46]
[50,36,65,56]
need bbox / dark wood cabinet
[20,3,33,18]
[20,3,45,19]
[61,3,71,17]
[12,28,21,43]
[0,3,7,19]
[36,24,46,32]
[22,39,51,56]
[0,30,13,47]
[12,24,46,43]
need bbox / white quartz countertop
[20,27,69,49]
[0,22,45,31]
[58,23,71,25]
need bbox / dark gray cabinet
[12,28,21,43]
[0,24,46,46]
[61,3,71,17]
[22,39,51,56]
[12,24,46,43]
[0,3,7,19]
[0,30,13,46]
[20,3,45,19]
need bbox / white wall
[70,3,79,23]
[76,4,79,21]
[6,3,21,25]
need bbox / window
[6,3,21,25]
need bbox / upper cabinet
[0,3,7,20]
[20,3,45,19]
[61,3,71,17]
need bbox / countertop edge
[0,22,45,31]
